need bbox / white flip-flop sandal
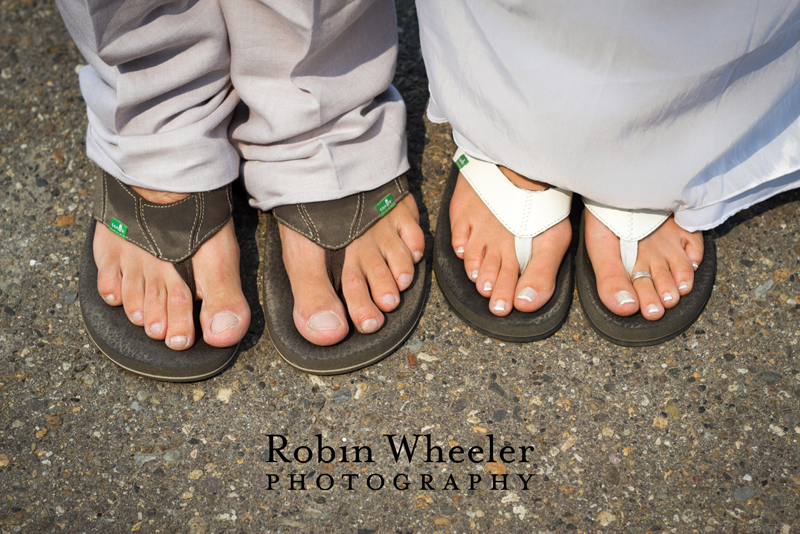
[433,149,575,342]
[576,200,716,346]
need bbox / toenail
[517,287,537,303]
[678,281,690,291]
[168,336,189,349]
[103,294,116,304]
[413,250,423,262]
[646,304,659,315]
[130,310,143,323]
[211,312,239,334]
[662,293,673,302]
[381,293,399,307]
[455,247,464,257]
[692,262,699,270]
[308,311,343,331]
[397,273,413,288]
[493,300,506,312]
[359,318,379,333]
[470,270,478,280]
[483,281,492,292]
[616,291,635,305]
[149,322,163,336]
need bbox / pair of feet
[451,166,704,320]
[94,168,702,353]
[93,186,424,351]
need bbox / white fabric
[584,200,670,275]
[417,1,800,232]
[56,0,408,210]
[454,148,573,274]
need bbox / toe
[596,270,640,317]
[515,266,555,313]
[97,263,123,307]
[395,196,424,263]
[280,224,349,346]
[462,237,484,284]
[382,231,416,292]
[143,278,167,340]
[121,263,145,326]
[202,304,249,348]
[451,218,470,260]
[489,258,518,316]
[632,268,664,321]
[193,221,251,348]
[585,211,639,317]
[514,219,571,312]
[449,172,471,256]
[683,230,705,269]
[672,257,696,296]
[94,226,123,306]
[651,261,679,309]
[359,248,401,313]
[477,250,501,298]
[164,277,195,351]
[668,238,697,296]
[341,262,385,334]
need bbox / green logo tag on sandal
[455,154,469,169]
[109,217,128,239]
[376,194,396,218]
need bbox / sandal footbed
[263,214,430,375]
[575,214,716,347]
[79,223,239,382]
[433,165,574,343]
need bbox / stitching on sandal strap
[92,171,232,264]
[273,175,410,251]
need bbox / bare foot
[450,168,572,316]
[279,195,425,346]
[94,187,250,350]
[584,209,704,320]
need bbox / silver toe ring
[631,270,652,282]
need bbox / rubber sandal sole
[263,213,431,375]
[575,214,716,346]
[433,165,574,343]
[79,223,239,382]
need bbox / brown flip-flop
[263,175,430,375]
[79,171,239,381]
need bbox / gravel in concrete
[1,1,799,532]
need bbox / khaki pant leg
[223,0,409,210]
[55,0,240,192]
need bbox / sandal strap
[273,176,410,294]
[92,171,233,264]
[583,199,670,275]
[452,149,572,274]
[273,175,410,251]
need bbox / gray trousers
[56,0,409,211]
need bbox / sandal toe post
[264,176,431,375]
[434,157,575,343]
[79,172,238,382]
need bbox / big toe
[200,296,250,348]
[192,221,251,347]
[294,294,349,346]
[279,224,349,346]
[514,219,571,313]
[585,211,640,317]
